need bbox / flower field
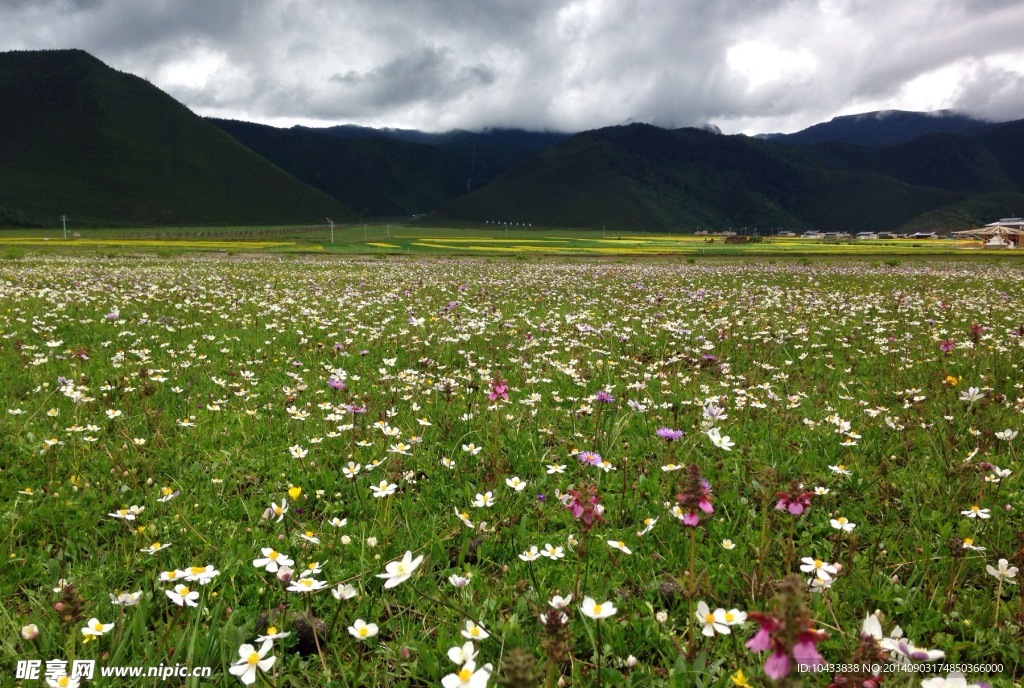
[1,254,1022,687]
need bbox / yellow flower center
[305,531,315,538]
[247,652,261,665]
[190,566,205,574]
[307,563,317,570]
[359,627,368,637]
[152,543,161,549]
[274,506,283,514]
[268,551,279,560]
[118,509,128,515]
[93,622,104,631]
[267,626,277,635]
[162,487,173,495]
[593,604,603,615]
[837,465,845,470]
[58,678,70,687]
[705,612,715,623]
[814,559,823,568]
[180,587,190,596]
[964,538,974,546]
[617,541,625,548]
[971,505,980,512]
[837,517,848,525]
[725,612,735,622]
[459,668,473,681]
[166,571,177,579]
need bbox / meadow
[0,253,1022,687]
[0,224,1017,259]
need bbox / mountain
[0,49,353,227]
[439,121,1024,232]
[211,119,569,216]
[764,110,989,147]
[210,119,466,217]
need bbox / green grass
[0,254,1021,687]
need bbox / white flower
[447,640,478,666]
[549,594,573,609]
[348,619,379,640]
[920,673,983,688]
[960,505,990,519]
[471,491,495,507]
[183,565,220,584]
[580,596,617,620]
[81,618,114,637]
[376,550,424,589]
[253,548,294,573]
[442,661,493,688]
[332,583,359,600]
[828,464,852,476]
[287,577,329,593]
[607,540,632,554]
[540,544,564,559]
[370,480,397,498]
[228,638,276,685]
[166,584,200,607]
[995,429,1018,442]
[505,476,527,491]
[959,387,984,403]
[461,620,490,640]
[800,557,838,581]
[696,601,730,636]
[830,517,856,532]
[519,545,540,562]
[986,558,1019,584]
[461,443,482,455]
[706,427,734,451]
[46,673,81,688]
[721,539,736,550]
[109,591,142,606]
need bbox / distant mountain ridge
[761,109,990,147]
[437,120,1024,232]
[0,49,352,226]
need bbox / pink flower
[487,376,509,401]
[764,651,791,680]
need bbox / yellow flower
[945,375,959,386]
[288,486,302,500]
[730,669,751,687]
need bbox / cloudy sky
[2,0,1023,134]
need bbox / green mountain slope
[440,124,966,231]
[211,119,568,217]
[0,49,353,226]
[210,119,467,217]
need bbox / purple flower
[577,451,602,467]
[327,378,346,391]
[656,428,684,442]
[939,339,955,354]
[595,391,615,404]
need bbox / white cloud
[1,0,1022,133]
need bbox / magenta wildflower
[595,390,615,404]
[565,483,603,533]
[577,451,602,467]
[488,376,509,401]
[775,483,815,516]
[675,463,713,526]
[746,577,827,682]
[939,339,955,354]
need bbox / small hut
[952,218,1024,249]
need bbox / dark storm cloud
[1,0,1023,133]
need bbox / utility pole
[62,214,67,240]
[326,218,334,244]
